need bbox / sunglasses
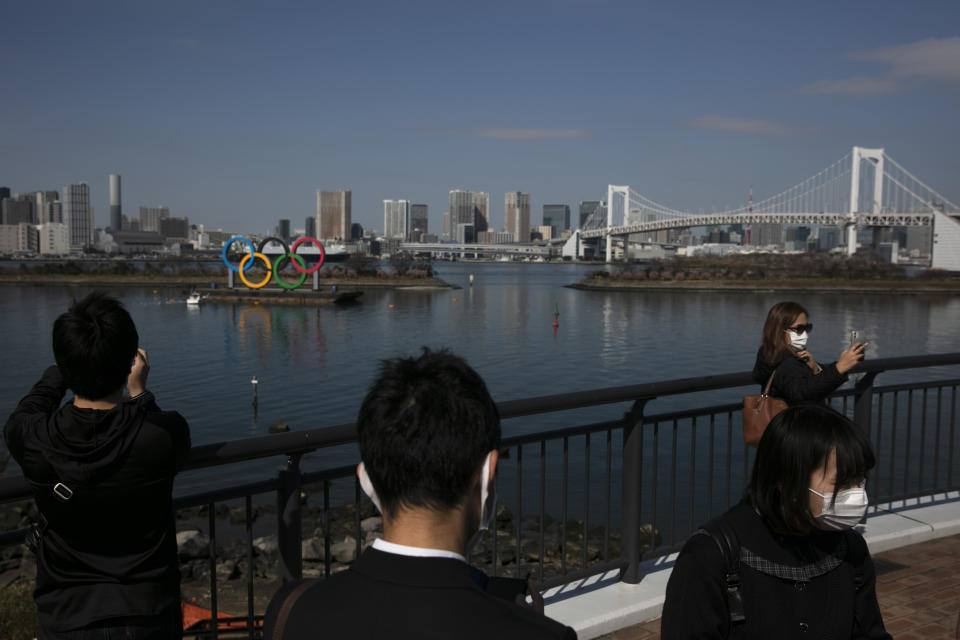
[787,323,813,334]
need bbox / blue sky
[2,1,958,235]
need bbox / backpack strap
[694,516,746,625]
[271,579,318,640]
[843,529,868,592]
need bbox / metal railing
[1,352,958,638]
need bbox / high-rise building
[34,191,59,224]
[0,188,9,200]
[442,212,451,241]
[383,199,409,239]
[139,206,169,232]
[63,183,93,250]
[278,218,291,242]
[449,190,488,243]
[410,204,428,241]
[305,216,316,239]
[505,192,530,244]
[474,192,489,234]
[109,174,122,231]
[579,201,603,228]
[1,195,34,225]
[351,223,364,240]
[542,204,570,238]
[316,190,351,240]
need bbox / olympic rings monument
[216,236,363,303]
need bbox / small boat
[186,291,202,305]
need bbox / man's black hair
[357,348,500,517]
[52,292,139,400]
[745,405,875,535]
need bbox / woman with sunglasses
[752,301,866,406]
[661,405,891,638]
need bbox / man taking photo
[4,292,191,639]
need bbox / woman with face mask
[752,301,866,406]
[661,405,891,639]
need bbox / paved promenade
[599,534,960,640]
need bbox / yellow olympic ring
[238,253,272,289]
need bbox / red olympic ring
[291,237,325,273]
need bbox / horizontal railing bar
[2,353,958,508]
[174,478,280,510]
[873,378,960,394]
[501,419,626,448]
[301,464,357,484]
[644,402,742,424]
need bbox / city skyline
[2,2,959,235]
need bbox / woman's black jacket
[752,348,847,405]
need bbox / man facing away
[3,292,191,639]
[263,348,576,639]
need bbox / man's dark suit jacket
[263,547,577,639]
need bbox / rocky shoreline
[0,495,657,622]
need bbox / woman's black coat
[752,348,847,405]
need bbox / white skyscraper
[63,183,93,251]
[505,192,531,243]
[383,199,410,240]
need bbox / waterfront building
[350,222,363,241]
[63,183,93,251]
[0,187,9,200]
[34,191,60,224]
[537,225,553,241]
[477,230,514,244]
[818,227,840,251]
[317,189,351,240]
[410,204,428,242]
[109,174,122,231]
[456,223,475,244]
[121,215,140,232]
[383,199,409,240]
[0,225,18,253]
[474,192,489,235]
[278,218,291,242]
[0,223,39,253]
[542,204,570,239]
[579,201,605,228]
[38,222,69,255]
[305,216,316,239]
[139,206,170,232]
[906,225,933,257]
[449,190,488,242]
[1,195,35,225]
[505,192,530,244]
[751,223,782,247]
[159,216,190,241]
[442,212,451,241]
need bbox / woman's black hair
[745,405,875,535]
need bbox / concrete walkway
[597,533,960,639]
[545,492,960,639]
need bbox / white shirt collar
[372,537,467,563]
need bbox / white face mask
[357,451,496,535]
[809,482,868,530]
[789,330,808,350]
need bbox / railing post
[854,371,879,436]
[277,453,303,583]
[621,398,649,584]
